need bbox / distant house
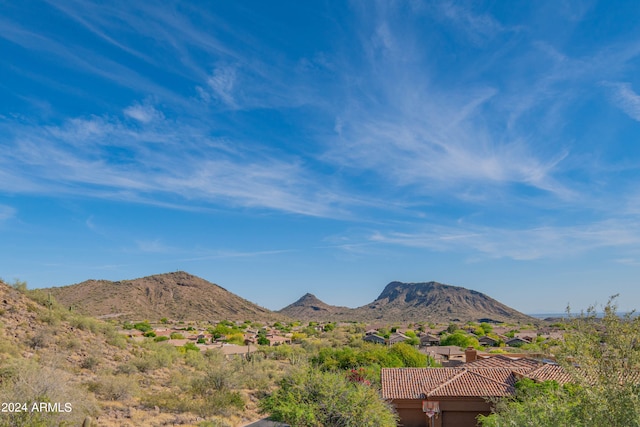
[419,333,441,347]
[423,346,466,366]
[363,334,386,345]
[381,353,571,427]
[266,334,291,346]
[478,336,498,347]
[389,332,410,345]
[506,337,529,347]
[514,332,536,342]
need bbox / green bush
[133,321,153,333]
[260,368,398,426]
[182,342,200,352]
[440,331,480,348]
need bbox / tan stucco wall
[392,398,491,427]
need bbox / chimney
[465,347,477,363]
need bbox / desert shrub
[198,420,232,427]
[141,390,194,413]
[192,368,236,394]
[154,335,169,342]
[0,340,19,357]
[37,310,61,326]
[27,329,52,349]
[203,390,244,416]
[87,375,138,401]
[238,358,282,391]
[123,321,134,329]
[260,368,397,426]
[133,321,153,333]
[115,363,138,375]
[262,344,306,364]
[132,343,179,372]
[9,279,28,293]
[0,359,98,427]
[388,342,428,367]
[80,356,100,371]
[170,332,185,339]
[141,368,244,417]
[224,332,245,345]
[440,331,480,348]
[184,349,207,369]
[181,342,200,352]
[70,315,103,334]
[103,328,128,348]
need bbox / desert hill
[354,281,534,323]
[45,271,286,322]
[0,280,128,424]
[0,278,272,425]
[277,293,351,320]
[279,281,535,323]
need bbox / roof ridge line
[466,368,517,387]
[426,368,467,397]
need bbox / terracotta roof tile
[382,357,573,400]
[427,369,516,397]
[381,368,460,399]
[465,355,541,373]
[526,364,573,384]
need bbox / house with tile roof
[419,333,441,347]
[381,351,570,427]
[363,333,387,345]
[389,332,410,345]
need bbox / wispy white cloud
[368,218,640,261]
[198,65,238,107]
[124,103,164,124]
[0,205,16,222]
[135,239,172,253]
[0,104,351,218]
[436,1,507,44]
[604,82,640,121]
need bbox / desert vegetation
[480,298,640,426]
[5,276,638,426]
[0,279,429,426]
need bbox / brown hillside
[353,281,536,323]
[46,271,286,322]
[278,293,352,321]
[0,279,278,426]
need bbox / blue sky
[2,1,640,314]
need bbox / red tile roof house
[381,350,570,427]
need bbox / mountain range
[46,272,535,323]
[278,281,535,323]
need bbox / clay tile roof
[382,357,573,400]
[427,369,516,397]
[381,368,461,399]
[526,364,573,384]
[466,355,541,373]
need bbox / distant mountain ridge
[45,271,286,322]
[46,272,535,324]
[279,281,535,323]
